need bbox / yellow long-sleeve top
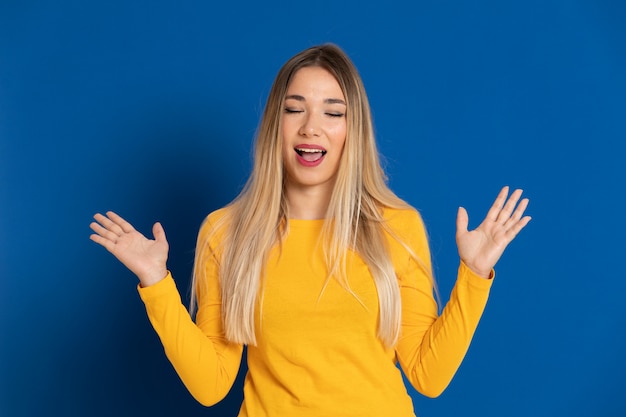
[138,207,493,416]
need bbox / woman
[90,44,530,416]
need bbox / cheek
[281,135,290,162]
[330,124,347,149]
[281,118,297,146]
[280,121,290,154]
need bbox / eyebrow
[285,94,346,106]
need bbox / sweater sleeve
[393,210,493,398]
[137,214,243,406]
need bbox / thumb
[456,207,469,236]
[152,222,167,243]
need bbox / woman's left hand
[456,186,531,278]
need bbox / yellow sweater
[138,207,492,416]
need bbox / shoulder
[198,206,233,249]
[381,206,431,266]
[205,207,232,227]
[382,206,427,238]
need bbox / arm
[396,257,492,398]
[395,187,530,397]
[138,272,243,406]
[90,211,243,405]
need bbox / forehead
[286,66,345,100]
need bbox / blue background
[1,1,625,416]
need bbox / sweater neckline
[287,218,325,230]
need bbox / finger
[503,198,529,229]
[105,211,136,234]
[485,186,510,222]
[90,221,120,242]
[496,189,524,224]
[456,206,469,235]
[152,222,167,243]
[93,212,125,236]
[505,215,532,240]
[89,233,117,252]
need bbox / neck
[284,181,334,220]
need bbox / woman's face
[281,66,347,194]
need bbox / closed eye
[284,108,303,114]
[326,112,344,118]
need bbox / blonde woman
[90,44,530,416]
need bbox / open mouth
[295,147,327,162]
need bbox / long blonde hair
[191,44,433,348]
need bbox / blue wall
[1,1,625,416]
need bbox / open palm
[456,187,531,278]
[90,211,169,287]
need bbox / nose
[298,112,321,137]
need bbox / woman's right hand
[90,211,169,287]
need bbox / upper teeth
[296,148,324,153]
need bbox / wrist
[138,268,168,287]
[462,261,493,279]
